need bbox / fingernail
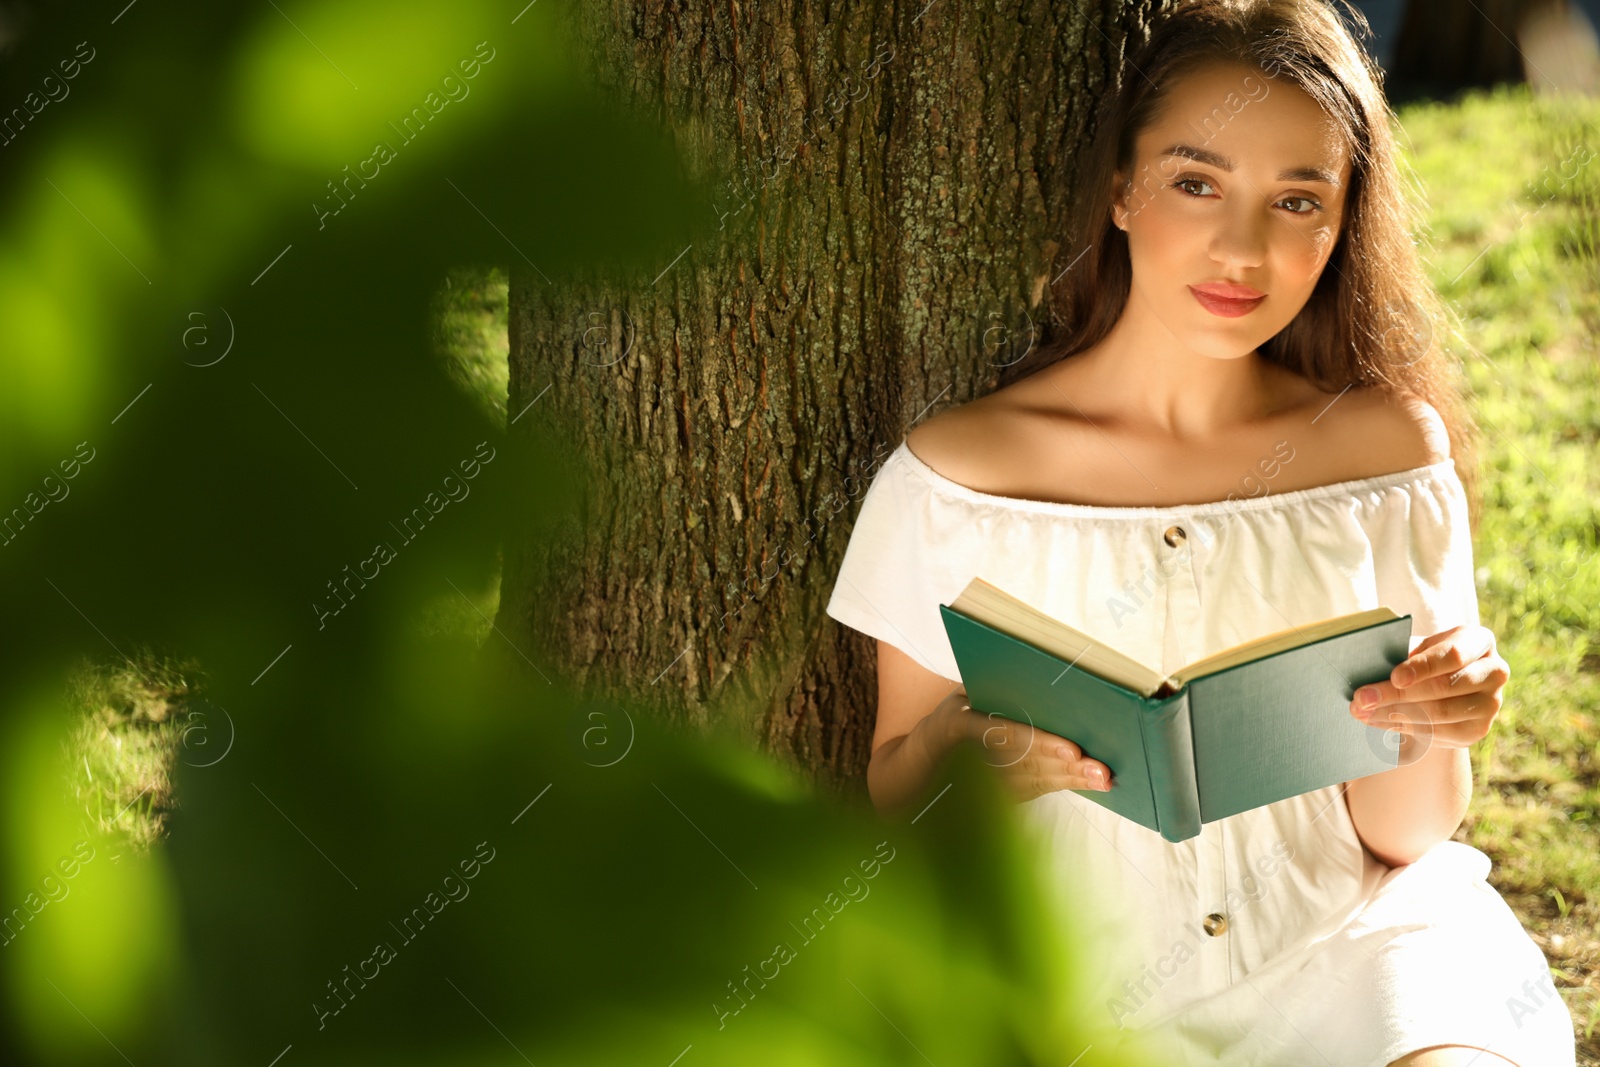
[1089,767,1106,786]
[1394,665,1415,687]
[1356,688,1378,709]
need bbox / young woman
[823,2,1578,1065]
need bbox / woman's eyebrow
[1158,142,1342,186]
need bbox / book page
[947,577,1168,696]
[1169,606,1398,687]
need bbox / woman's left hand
[1349,624,1510,750]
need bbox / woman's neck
[1062,298,1292,440]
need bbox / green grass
[62,647,204,856]
[430,264,510,429]
[1396,84,1600,1060]
[420,263,509,639]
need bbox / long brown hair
[998,0,1482,527]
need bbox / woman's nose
[1208,203,1270,268]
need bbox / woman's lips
[1189,285,1266,318]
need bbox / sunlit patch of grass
[431,264,509,428]
[62,647,203,857]
[1399,82,1600,1061]
[404,264,509,645]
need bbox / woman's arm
[866,640,1114,816]
[1344,742,1472,868]
[867,694,972,817]
[866,641,973,815]
[1343,625,1509,867]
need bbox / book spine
[1137,689,1200,843]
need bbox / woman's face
[1111,61,1354,360]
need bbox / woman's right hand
[939,685,1114,802]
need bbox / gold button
[1163,525,1187,548]
[1203,912,1228,936]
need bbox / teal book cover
[938,603,1413,843]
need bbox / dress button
[1203,912,1228,936]
[1163,525,1187,548]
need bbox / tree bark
[498,0,1160,797]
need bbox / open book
[939,576,1413,843]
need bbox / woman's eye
[1170,177,1213,197]
[1279,196,1323,215]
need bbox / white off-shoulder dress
[824,440,1577,1067]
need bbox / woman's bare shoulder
[1319,384,1452,472]
[903,383,1078,493]
[903,401,998,487]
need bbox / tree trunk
[497,0,1159,797]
